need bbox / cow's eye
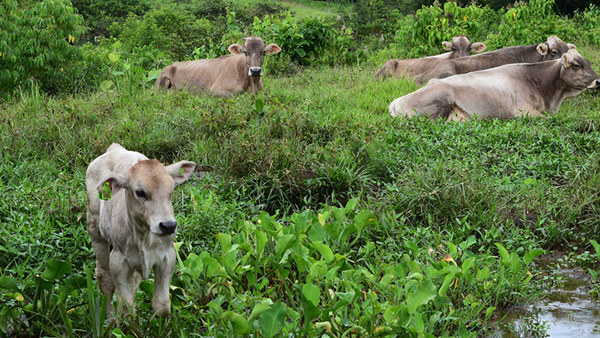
[243,50,248,55]
[572,63,581,69]
[135,189,147,199]
[551,50,558,56]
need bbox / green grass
[2,46,600,336]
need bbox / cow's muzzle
[159,221,177,235]
[590,79,600,90]
[249,67,262,77]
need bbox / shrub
[573,4,600,46]
[0,0,86,97]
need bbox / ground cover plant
[2,0,600,337]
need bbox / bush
[0,0,86,97]
[573,4,600,46]
[70,0,150,41]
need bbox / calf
[155,37,281,97]
[86,143,195,318]
[389,49,600,121]
[374,35,486,79]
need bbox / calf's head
[442,35,486,58]
[536,35,575,60]
[97,159,195,236]
[229,37,281,77]
[560,49,600,90]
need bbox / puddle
[492,267,600,337]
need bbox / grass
[2,45,600,336]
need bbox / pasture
[2,0,600,336]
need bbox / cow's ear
[166,161,196,183]
[470,42,486,53]
[536,43,549,55]
[229,44,244,55]
[561,53,572,68]
[442,41,452,51]
[97,174,128,199]
[264,44,281,55]
[567,43,577,50]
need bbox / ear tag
[98,181,112,200]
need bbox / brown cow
[374,35,486,79]
[389,49,600,121]
[86,143,195,318]
[155,37,281,97]
[415,35,575,84]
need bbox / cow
[374,35,486,79]
[415,35,575,84]
[86,143,195,318]
[389,48,600,121]
[154,37,281,97]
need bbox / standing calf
[86,143,195,318]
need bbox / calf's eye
[135,189,147,199]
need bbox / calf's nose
[249,67,262,77]
[159,221,177,235]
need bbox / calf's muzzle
[249,67,262,77]
[159,221,177,235]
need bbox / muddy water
[493,268,600,337]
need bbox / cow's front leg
[110,250,136,317]
[152,248,176,317]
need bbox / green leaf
[42,259,71,282]
[312,241,334,263]
[302,282,320,307]
[353,209,374,232]
[414,311,425,333]
[275,234,295,259]
[523,249,544,266]
[510,253,522,274]
[461,257,476,272]
[223,311,248,335]
[108,52,120,63]
[100,80,113,91]
[248,299,273,322]
[331,291,355,312]
[255,230,267,257]
[407,280,436,314]
[217,233,232,255]
[146,69,162,82]
[258,302,287,338]
[591,240,600,258]
[0,276,17,291]
[255,98,264,113]
[495,243,510,266]
[438,273,454,297]
[404,241,419,256]
[344,197,359,213]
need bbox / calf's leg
[152,248,176,317]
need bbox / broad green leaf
[181,253,203,280]
[495,243,510,267]
[255,98,264,113]
[258,302,287,338]
[223,311,248,335]
[312,241,334,263]
[308,222,327,242]
[510,253,522,274]
[0,276,17,291]
[485,307,496,318]
[275,234,295,258]
[476,266,490,281]
[404,241,419,256]
[318,212,330,226]
[340,224,357,242]
[523,249,544,266]
[146,69,162,82]
[353,209,374,232]
[331,291,355,312]
[380,274,394,288]
[108,52,120,63]
[344,197,359,212]
[302,282,320,307]
[414,311,425,333]
[407,280,436,314]
[438,273,455,297]
[203,256,225,277]
[42,259,71,282]
[100,80,113,91]
[461,256,476,272]
[249,299,273,322]
[217,233,232,255]
[255,230,267,257]
[591,240,600,258]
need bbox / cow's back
[167,55,241,92]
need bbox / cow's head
[97,159,195,236]
[536,35,574,60]
[442,35,486,59]
[560,49,600,90]
[229,37,281,77]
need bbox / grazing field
[1,42,600,336]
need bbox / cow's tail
[154,65,176,89]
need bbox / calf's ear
[470,42,486,53]
[561,53,572,68]
[567,43,577,50]
[166,161,196,183]
[229,44,244,55]
[536,43,549,55]
[97,174,128,198]
[264,44,281,55]
[442,41,452,51]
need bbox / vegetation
[2,0,600,337]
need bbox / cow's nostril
[159,221,177,234]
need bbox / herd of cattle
[89,35,599,319]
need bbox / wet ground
[492,266,600,338]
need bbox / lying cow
[389,48,599,121]
[155,37,281,97]
[86,143,195,318]
[415,35,574,84]
[374,35,486,79]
